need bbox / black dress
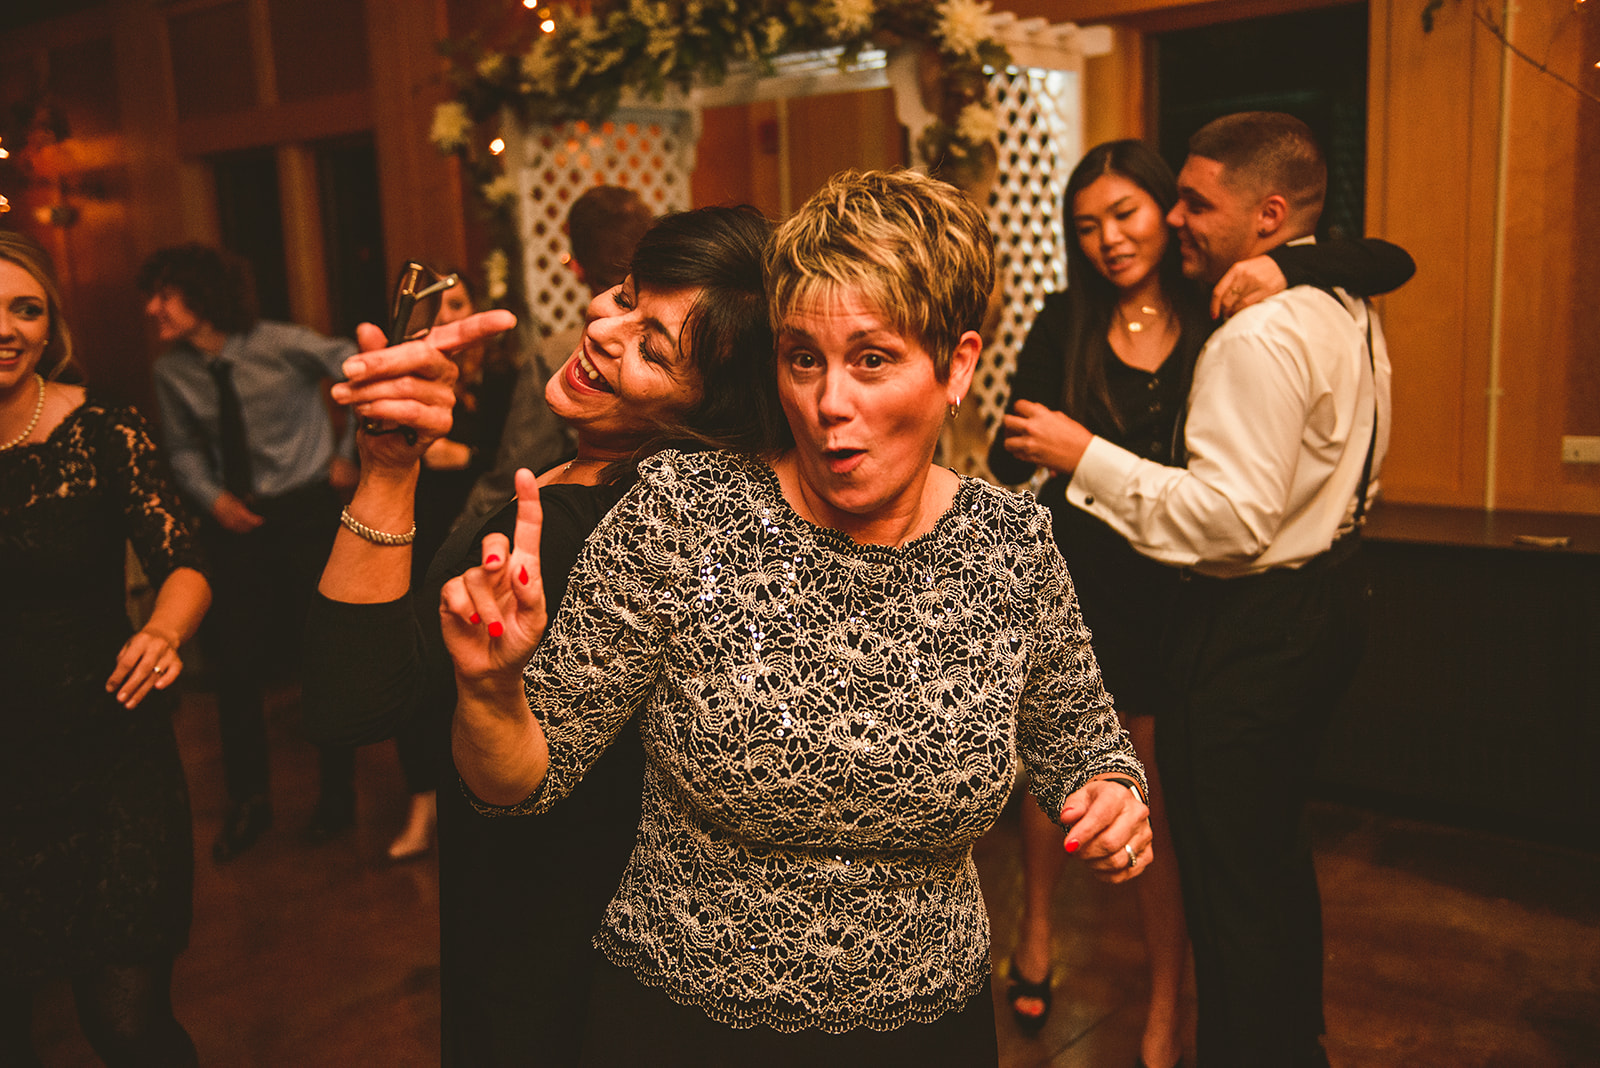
[0,396,203,979]
[412,365,516,583]
[301,477,642,1068]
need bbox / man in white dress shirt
[1041,112,1391,1067]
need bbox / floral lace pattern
[488,449,1142,1032]
[1,396,203,978]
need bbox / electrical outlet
[1560,436,1600,464]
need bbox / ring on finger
[1124,843,1138,871]
[153,664,166,675]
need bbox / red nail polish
[469,613,480,625]
[518,565,529,585]
[486,554,500,565]
[1064,839,1080,854]
[488,621,504,638]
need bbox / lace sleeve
[505,466,693,813]
[99,401,207,589]
[1013,507,1145,818]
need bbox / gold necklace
[1,374,44,451]
[1118,304,1169,334]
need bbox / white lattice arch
[504,18,1110,480]
[503,108,698,337]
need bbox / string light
[523,0,537,7]
[541,17,556,32]
[489,138,506,155]
[0,194,10,213]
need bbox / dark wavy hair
[1058,140,1206,434]
[617,204,782,469]
[135,243,259,335]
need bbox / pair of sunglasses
[360,262,461,444]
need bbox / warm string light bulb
[523,0,537,8]
[541,17,556,32]
[489,138,506,155]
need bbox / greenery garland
[431,0,1013,322]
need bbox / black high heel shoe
[1006,954,1053,1034]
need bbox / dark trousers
[202,483,355,808]
[1157,541,1368,1068]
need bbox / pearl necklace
[1,374,44,451]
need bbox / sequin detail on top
[484,449,1142,1033]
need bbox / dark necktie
[208,360,254,500]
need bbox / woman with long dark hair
[988,139,1412,1068]
[303,205,781,1066]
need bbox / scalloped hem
[595,932,989,1035]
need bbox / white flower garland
[434,0,1013,322]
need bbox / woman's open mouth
[567,345,615,394]
[822,447,866,474]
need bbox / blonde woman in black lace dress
[0,231,211,1066]
[442,171,1150,1066]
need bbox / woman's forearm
[451,673,551,807]
[143,566,211,646]
[318,466,422,604]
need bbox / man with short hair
[141,243,360,862]
[460,184,654,518]
[1048,112,1392,1067]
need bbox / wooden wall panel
[1082,26,1145,147]
[366,0,466,284]
[1366,0,1489,507]
[167,1,256,120]
[690,103,761,212]
[785,88,905,214]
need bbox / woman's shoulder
[635,448,768,497]
[49,388,151,441]
[957,473,1056,541]
[964,471,1049,515]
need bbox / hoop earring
[948,396,962,419]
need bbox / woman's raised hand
[440,468,548,687]
[1211,255,1289,320]
[1058,776,1153,885]
[332,310,516,472]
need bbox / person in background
[989,138,1413,1068]
[1036,114,1392,1068]
[443,169,1150,1066]
[387,268,517,860]
[2,229,211,1066]
[459,184,654,521]
[140,243,359,862]
[303,206,782,1065]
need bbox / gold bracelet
[339,506,416,546]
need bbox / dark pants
[1157,541,1368,1068]
[201,483,354,809]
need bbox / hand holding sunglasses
[358,262,461,445]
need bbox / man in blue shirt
[141,243,359,862]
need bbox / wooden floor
[32,690,1600,1067]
